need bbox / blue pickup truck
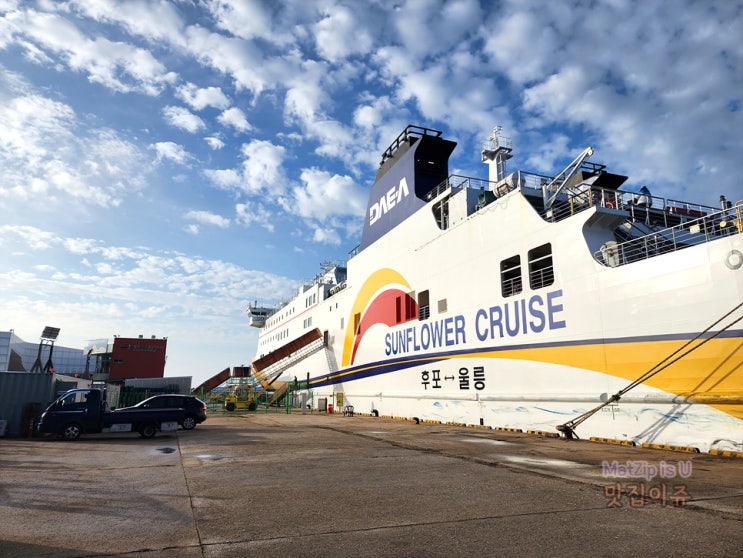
[38,388,186,440]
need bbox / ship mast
[481,126,513,183]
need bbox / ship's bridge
[246,302,276,328]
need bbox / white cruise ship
[248,125,743,452]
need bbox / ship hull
[264,210,742,452]
[251,127,743,453]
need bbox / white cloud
[82,36,177,95]
[482,8,560,85]
[4,7,176,94]
[522,133,571,174]
[184,210,230,229]
[176,82,230,111]
[283,60,331,127]
[202,168,241,189]
[288,168,366,221]
[33,264,55,272]
[163,105,206,133]
[240,140,287,193]
[96,262,115,275]
[509,0,743,196]
[280,60,367,166]
[63,237,101,255]
[312,4,374,62]
[204,136,225,150]
[184,24,269,98]
[69,0,187,47]
[0,82,149,210]
[152,141,190,164]
[235,201,275,233]
[311,226,340,245]
[0,225,56,250]
[204,0,298,45]
[522,65,591,122]
[391,0,482,61]
[217,106,252,132]
[206,139,288,196]
[204,0,273,39]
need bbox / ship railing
[424,176,459,201]
[418,305,431,320]
[424,174,516,203]
[501,277,522,298]
[529,266,555,289]
[544,183,721,226]
[265,263,350,313]
[380,125,443,166]
[448,175,495,192]
[302,262,347,293]
[594,202,742,267]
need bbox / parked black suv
[119,395,207,430]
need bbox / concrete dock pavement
[1,413,741,557]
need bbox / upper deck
[379,124,743,270]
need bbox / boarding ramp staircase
[251,328,326,405]
[192,367,231,395]
[266,382,289,406]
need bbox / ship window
[418,290,430,321]
[500,255,522,297]
[406,291,416,320]
[528,243,554,289]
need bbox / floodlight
[41,326,60,340]
[31,326,60,373]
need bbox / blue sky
[1,0,741,387]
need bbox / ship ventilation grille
[438,299,448,313]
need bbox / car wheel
[182,416,197,430]
[139,423,157,438]
[63,423,82,440]
[225,402,236,411]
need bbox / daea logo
[369,177,410,225]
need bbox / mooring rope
[557,300,743,438]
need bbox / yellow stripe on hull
[464,336,743,419]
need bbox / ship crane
[557,300,743,439]
[542,146,594,211]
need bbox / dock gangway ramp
[250,329,325,404]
